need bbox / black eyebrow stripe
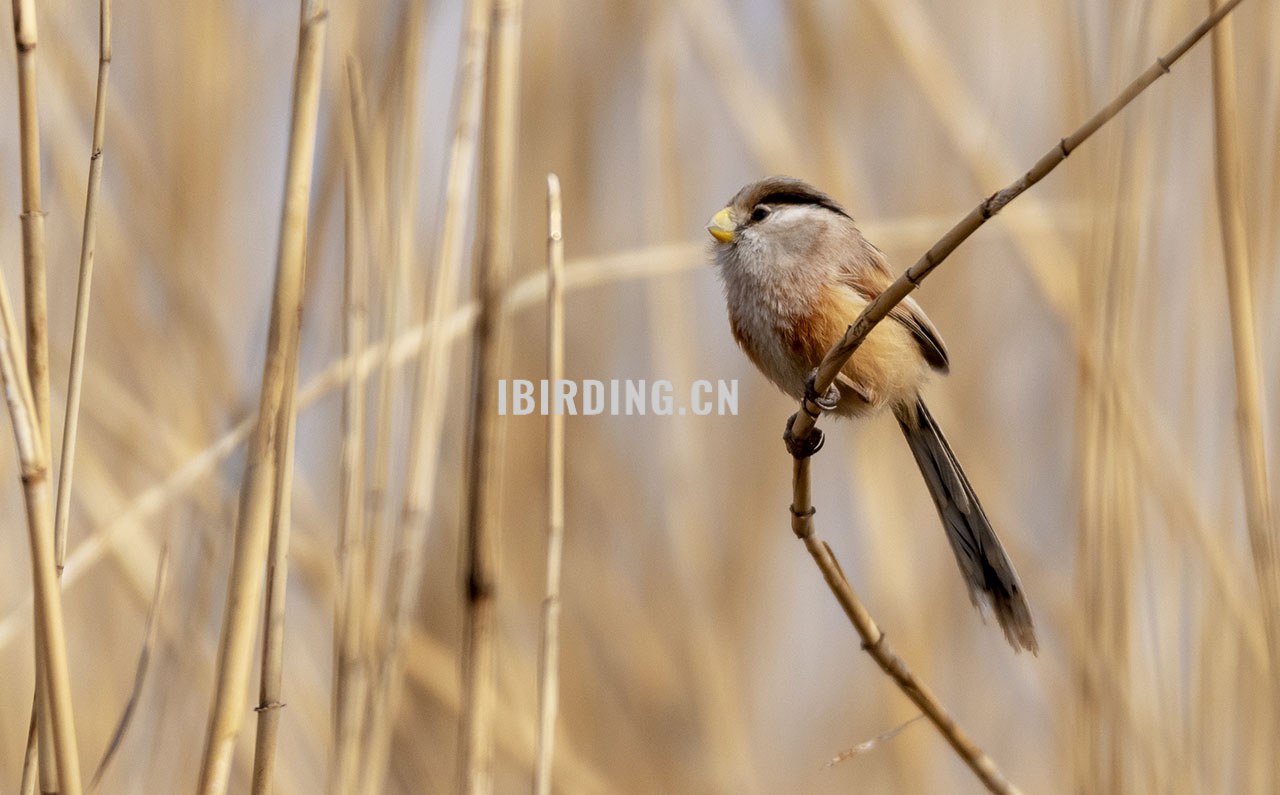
[757,190,851,219]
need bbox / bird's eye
[750,206,771,222]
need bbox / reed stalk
[359,1,494,790]
[196,2,327,791]
[532,173,565,795]
[1207,0,1280,774]
[10,0,57,788]
[783,3,1248,792]
[362,0,425,659]
[332,60,372,795]
[248,310,304,793]
[458,1,523,790]
[54,0,113,573]
[0,262,82,793]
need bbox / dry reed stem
[30,2,113,774]
[11,0,57,788]
[332,60,372,795]
[31,652,58,793]
[791,0,1248,446]
[20,707,38,795]
[859,1,1259,662]
[849,0,1266,687]
[10,0,50,450]
[532,173,564,795]
[195,2,327,791]
[359,1,494,790]
[355,15,422,787]
[362,0,425,654]
[783,3,1247,793]
[0,262,82,794]
[1207,0,1280,764]
[713,3,1255,688]
[36,12,113,779]
[788,457,1020,795]
[823,714,926,769]
[459,1,523,790]
[1075,124,1145,792]
[54,0,112,572]
[89,545,168,791]
[401,629,610,794]
[248,338,301,795]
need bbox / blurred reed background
[0,0,1278,792]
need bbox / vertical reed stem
[54,0,112,573]
[196,2,327,791]
[533,174,565,795]
[10,0,57,788]
[1207,0,1280,777]
[459,1,522,791]
[333,60,371,795]
[249,332,303,794]
[0,265,82,794]
[359,2,494,789]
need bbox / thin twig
[459,1,523,790]
[783,3,1248,793]
[1206,0,1280,765]
[791,0,1249,446]
[89,546,168,792]
[196,2,327,792]
[866,0,1266,670]
[332,59,372,795]
[360,1,494,790]
[823,714,925,769]
[55,0,112,572]
[788,465,1020,795]
[0,260,83,794]
[533,173,565,795]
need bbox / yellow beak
[707,207,736,243]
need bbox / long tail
[895,396,1038,653]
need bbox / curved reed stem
[783,3,1248,792]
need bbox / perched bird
[707,176,1037,653]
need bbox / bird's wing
[838,246,951,374]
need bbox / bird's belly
[730,291,930,418]
[836,319,930,415]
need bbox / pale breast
[730,283,931,418]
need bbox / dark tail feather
[895,397,1038,653]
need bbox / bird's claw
[804,371,840,414]
[784,413,825,458]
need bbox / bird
[707,176,1037,653]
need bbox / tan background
[0,0,1278,792]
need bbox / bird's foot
[784,413,825,458]
[804,370,841,414]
